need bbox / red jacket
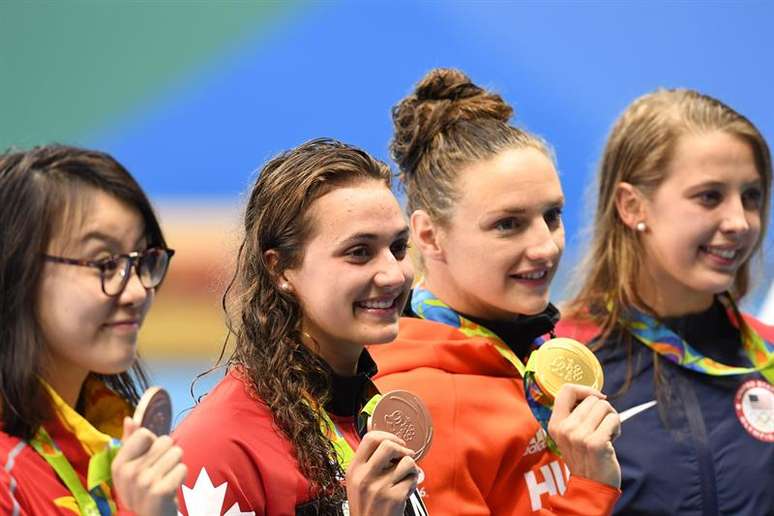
[0,379,132,515]
[174,370,362,515]
[369,317,620,515]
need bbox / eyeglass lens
[103,250,170,296]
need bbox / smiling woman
[370,68,622,515]
[0,145,184,515]
[559,89,774,515]
[419,145,565,319]
[173,139,426,515]
[37,189,160,406]
[282,183,411,376]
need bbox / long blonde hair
[566,89,771,341]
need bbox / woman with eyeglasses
[0,145,184,515]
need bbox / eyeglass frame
[42,248,175,297]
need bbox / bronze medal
[368,390,433,461]
[133,386,172,436]
[530,338,604,405]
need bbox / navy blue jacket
[558,310,774,515]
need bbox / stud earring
[302,331,319,346]
[280,282,292,292]
[635,221,647,232]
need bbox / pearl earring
[280,282,292,292]
[635,221,647,232]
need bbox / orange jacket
[370,317,620,515]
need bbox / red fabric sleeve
[176,437,267,516]
[0,467,29,515]
[743,314,774,342]
[554,318,603,344]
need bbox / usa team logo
[734,379,774,442]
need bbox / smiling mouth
[700,245,741,262]
[511,269,549,281]
[355,296,400,310]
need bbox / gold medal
[528,338,604,405]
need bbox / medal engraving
[368,391,433,461]
[548,355,586,383]
[531,338,604,404]
[133,387,172,436]
[385,410,417,441]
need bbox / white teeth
[517,270,547,280]
[358,299,395,309]
[704,246,737,259]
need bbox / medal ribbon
[411,283,560,452]
[318,394,382,471]
[318,393,430,516]
[31,377,129,515]
[29,426,119,516]
[621,299,774,384]
[411,283,530,376]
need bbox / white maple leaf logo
[179,467,255,516]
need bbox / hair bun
[414,69,480,103]
[391,68,513,174]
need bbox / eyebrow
[484,207,527,217]
[687,179,763,191]
[480,198,565,219]
[79,231,146,251]
[337,227,410,247]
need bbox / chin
[92,363,135,376]
[95,350,138,375]
[510,298,550,316]
[363,326,400,345]
[693,273,737,296]
[696,283,734,298]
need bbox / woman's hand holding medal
[111,387,185,516]
[528,338,621,488]
[548,384,621,488]
[345,430,419,516]
[346,390,433,515]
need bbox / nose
[524,220,562,263]
[719,196,751,237]
[374,251,409,289]
[118,266,151,307]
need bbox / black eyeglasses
[43,248,175,297]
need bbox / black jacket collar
[403,292,560,361]
[325,349,378,417]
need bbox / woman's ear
[264,249,294,292]
[615,182,648,231]
[410,210,446,263]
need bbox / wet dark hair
[0,144,165,439]
[225,138,391,511]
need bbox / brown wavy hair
[391,68,553,226]
[0,145,162,439]
[224,138,391,511]
[564,89,772,395]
